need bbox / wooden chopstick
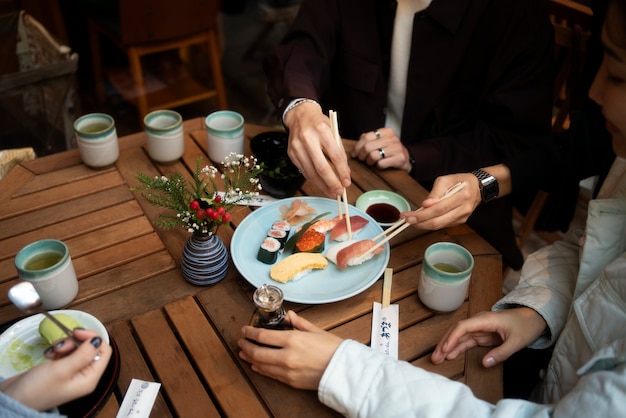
[371,218,406,242]
[382,268,393,308]
[358,181,468,261]
[330,110,352,239]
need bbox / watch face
[472,170,498,202]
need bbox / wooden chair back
[118,0,220,45]
[514,0,592,249]
[547,0,592,133]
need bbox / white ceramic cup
[14,239,79,310]
[74,113,119,169]
[205,110,245,163]
[418,242,474,313]
[144,109,184,164]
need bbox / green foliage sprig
[132,153,262,235]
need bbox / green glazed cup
[418,242,474,313]
[14,239,78,309]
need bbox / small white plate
[0,310,109,378]
[355,190,411,227]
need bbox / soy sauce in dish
[366,203,400,224]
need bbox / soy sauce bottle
[249,284,293,330]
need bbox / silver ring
[93,352,102,362]
[378,148,385,159]
[298,168,304,174]
[374,130,381,139]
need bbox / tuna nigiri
[324,240,355,265]
[326,239,384,270]
[329,215,369,242]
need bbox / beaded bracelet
[282,98,321,124]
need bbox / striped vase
[181,234,229,285]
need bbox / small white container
[74,113,119,169]
[418,242,474,313]
[14,239,79,310]
[144,110,184,164]
[205,110,245,163]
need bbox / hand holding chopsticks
[329,110,352,240]
[358,181,467,261]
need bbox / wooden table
[0,118,503,417]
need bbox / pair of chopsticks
[329,110,353,240]
[382,268,393,308]
[358,181,467,261]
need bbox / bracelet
[282,98,321,124]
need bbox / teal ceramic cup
[14,239,79,309]
[418,242,474,313]
[205,110,245,163]
[74,113,119,169]
[144,109,184,164]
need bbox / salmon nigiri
[334,239,384,270]
[329,215,369,242]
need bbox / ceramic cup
[205,110,245,163]
[14,239,79,310]
[144,109,184,164]
[74,113,119,169]
[418,242,474,313]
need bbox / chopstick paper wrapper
[116,379,161,418]
[371,268,398,359]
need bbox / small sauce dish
[355,190,411,227]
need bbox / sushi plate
[231,196,390,304]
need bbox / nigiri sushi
[324,240,356,265]
[310,216,340,234]
[329,239,384,270]
[329,215,369,242]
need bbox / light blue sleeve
[319,340,625,418]
[493,231,581,348]
[0,378,65,418]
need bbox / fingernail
[90,336,102,348]
[485,356,496,367]
[407,217,416,223]
[44,346,55,356]
[74,327,85,331]
[54,340,65,349]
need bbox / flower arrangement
[132,153,262,236]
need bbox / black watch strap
[472,169,499,203]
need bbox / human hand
[431,308,547,368]
[284,102,351,197]
[351,128,412,173]
[238,311,343,390]
[403,173,480,230]
[0,329,112,412]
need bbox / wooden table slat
[165,296,272,417]
[131,308,222,417]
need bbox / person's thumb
[288,311,319,332]
[481,342,518,368]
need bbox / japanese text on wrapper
[377,317,393,356]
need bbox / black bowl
[250,131,305,198]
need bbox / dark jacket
[265,0,554,269]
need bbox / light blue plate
[231,197,390,304]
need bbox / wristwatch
[471,169,499,203]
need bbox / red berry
[217,206,225,215]
[222,212,231,223]
[214,195,222,203]
[211,211,220,220]
[195,209,205,219]
[190,200,200,210]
